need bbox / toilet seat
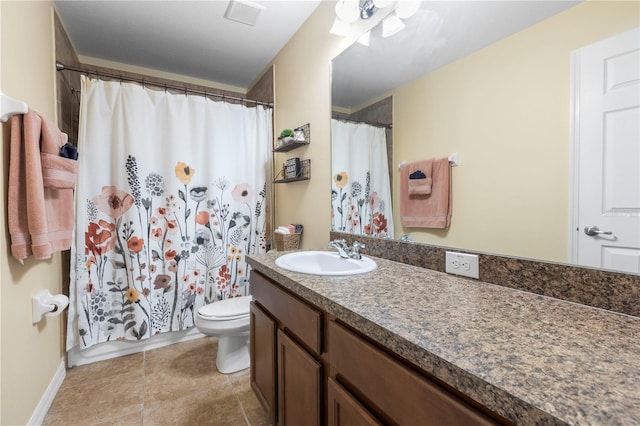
[197,295,251,321]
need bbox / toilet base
[216,335,250,374]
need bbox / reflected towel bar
[398,153,459,169]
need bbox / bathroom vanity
[247,251,640,425]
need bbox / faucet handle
[350,241,365,259]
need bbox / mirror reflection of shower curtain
[67,76,271,351]
[331,119,394,238]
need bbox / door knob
[584,225,613,236]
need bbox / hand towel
[407,160,433,195]
[8,109,78,260]
[400,157,452,228]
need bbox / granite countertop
[247,251,640,426]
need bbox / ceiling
[54,0,322,90]
[54,0,581,99]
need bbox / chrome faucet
[328,239,366,260]
[328,239,350,258]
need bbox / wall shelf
[274,140,310,152]
[274,159,311,183]
[273,123,311,183]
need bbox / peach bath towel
[400,157,452,228]
[8,109,78,260]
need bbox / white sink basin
[275,251,377,276]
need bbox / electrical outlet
[445,251,479,279]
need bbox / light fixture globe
[382,14,405,37]
[335,0,360,24]
[372,0,393,8]
[330,17,350,37]
[356,31,371,46]
[395,0,421,19]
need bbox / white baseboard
[27,361,66,426]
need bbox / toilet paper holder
[32,290,69,324]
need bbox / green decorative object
[279,129,294,138]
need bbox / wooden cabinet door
[277,329,322,426]
[250,302,277,424]
[327,377,382,426]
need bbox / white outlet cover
[445,251,479,279]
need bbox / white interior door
[571,27,640,273]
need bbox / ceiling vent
[224,0,266,26]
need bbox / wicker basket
[274,232,302,251]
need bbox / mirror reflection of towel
[408,177,432,195]
[408,169,432,195]
[400,157,452,228]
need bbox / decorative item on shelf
[285,157,301,179]
[274,123,310,152]
[279,128,294,142]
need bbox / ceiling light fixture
[372,0,393,8]
[381,14,405,37]
[224,0,265,26]
[335,0,361,24]
[329,0,421,39]
[330,17,351,37]
[395,0,420,19]
[356,31,371,46]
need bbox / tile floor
[43,337,270,426]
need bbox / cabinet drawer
[250,271,323,355]
[329,321,498,426]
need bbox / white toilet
[195,295,252,374]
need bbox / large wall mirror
[331,1,639,274]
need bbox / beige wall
[393,1,639,262]
[1,1,64,424]
[271,1,362,249]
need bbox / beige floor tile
[92,410,143,426]
[43,351,145,425]
[43,379,143,425]
[44,337,268,425]
[233,382,270,426]
[143,338,230,408]
[143,387,247,426]
[63,352,144,388]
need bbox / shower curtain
[67,76,271,350]
[331,119,393,238]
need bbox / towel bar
[0,90,28,122]
[398,153,459,169]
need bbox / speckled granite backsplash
[330,232,640,317]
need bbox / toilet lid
[198,295,252,319]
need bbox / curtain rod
[56,61,273,107]
[333,116,392,129]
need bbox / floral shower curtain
[67,76,271,350]
[331,119,394,238]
